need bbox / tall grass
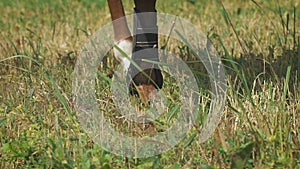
[0,0,299,168]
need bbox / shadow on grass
[223,45,299,91]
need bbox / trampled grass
[0,0,299,168]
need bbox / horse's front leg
[129,0,163,101]
[108,0,163,101]
[108,0,132,71]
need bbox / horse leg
[108,0,133,71]
[108,0,163,101]
[129,0,163,101]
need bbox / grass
[0,0,299,168]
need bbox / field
[0,0,299,168]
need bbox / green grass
[0,0,299,168]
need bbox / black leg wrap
[128,9,163,95]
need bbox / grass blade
[44,71,74,123]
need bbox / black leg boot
[128,9,163,96]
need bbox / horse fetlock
[113,38,133,72]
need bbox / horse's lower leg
[129,0,163,100]
[134,0,156,12]
[107,0,131,42]
[108,0,163,101]
[134,0,157,27]
[108,0,133,72]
